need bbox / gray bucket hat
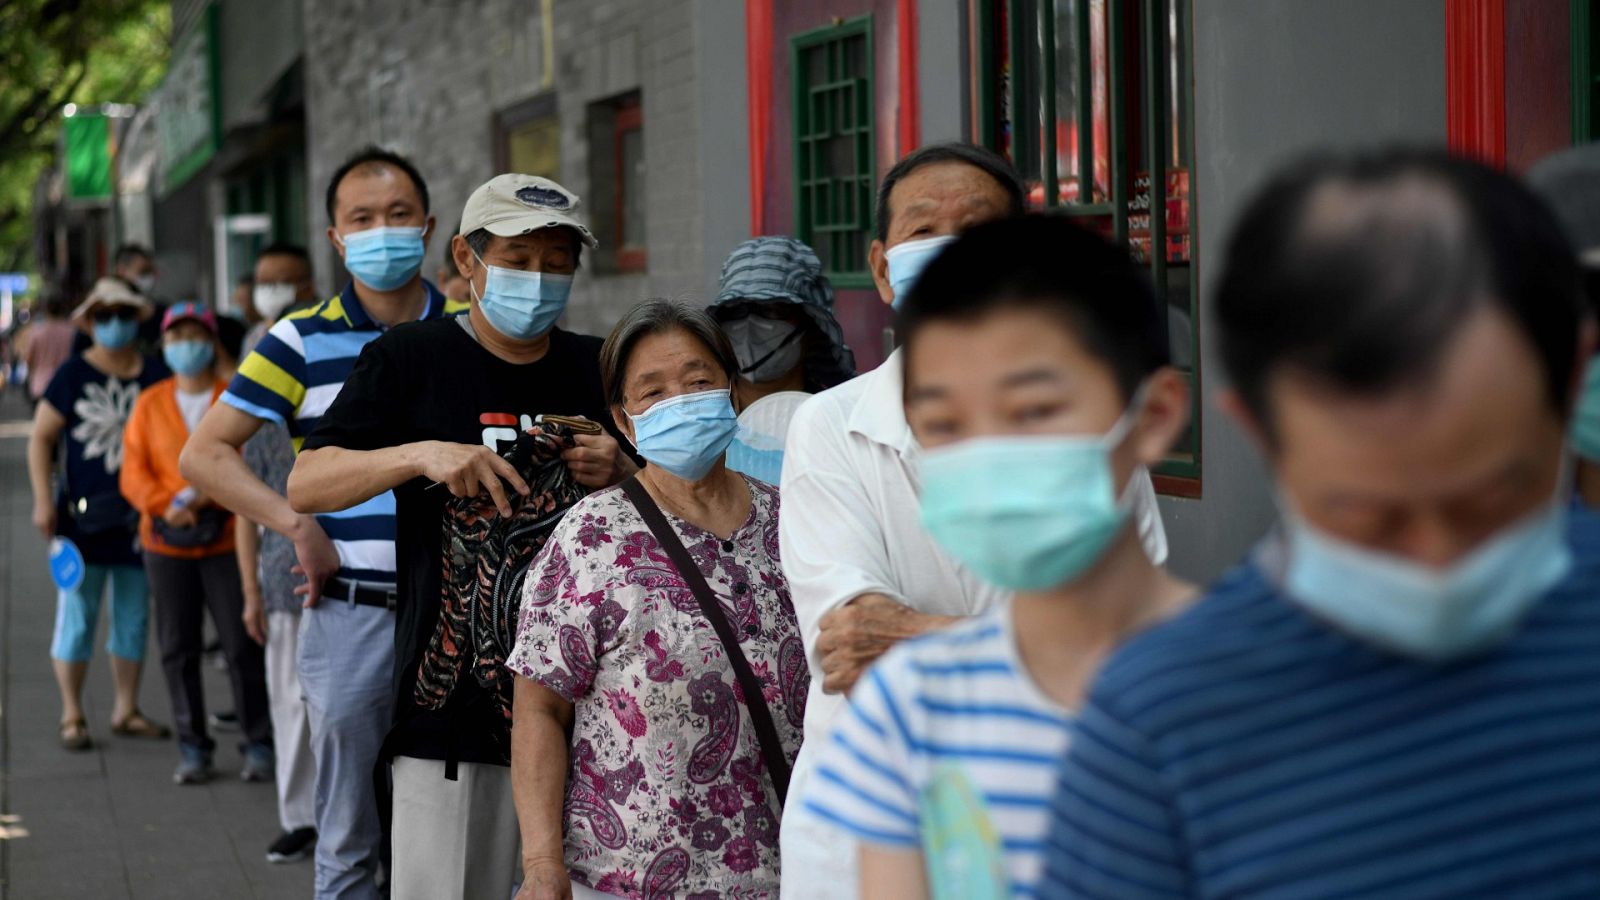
[1527,144,1600,268]
[710,236,856,390]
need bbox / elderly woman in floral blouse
[508,299,808,900]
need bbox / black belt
[324,578,398,610]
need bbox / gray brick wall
[300,0,709,336]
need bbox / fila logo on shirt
[480,413,536,454]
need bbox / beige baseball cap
[458,174,598,248]
[71,276,154,322]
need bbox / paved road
[0,390,311,899]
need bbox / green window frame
[1576,0,1600,143]
[976,0,1201,493]
[791,15,876,289]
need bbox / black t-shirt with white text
[303,318,624,766]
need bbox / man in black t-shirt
[289,175,637,900]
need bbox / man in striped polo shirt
[1040,150,1600,898]
[182,147,465,900]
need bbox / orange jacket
[119,377,234,559]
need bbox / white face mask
[132,273,156,295]
[252,282,298,322]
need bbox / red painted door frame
[1445,0,1506,166]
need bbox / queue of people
[19,134,1600,900]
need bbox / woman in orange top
[121,302,271,786]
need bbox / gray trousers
[144,551,270,750]
[390,756,521,900]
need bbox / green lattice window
[791,16,875,288]
[1576,0,1600,143]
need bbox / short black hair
[323,146,430,223]
[1217,147,1585,428]
[114,244,152,267]
[875,143,1026,242]
[257,242,311,266]
[899,215,1169,403]
[235,273,254,286]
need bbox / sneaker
[208,710,240,732]
[266,827,317,864]
[173,744,214,785]
[241,742,274,783]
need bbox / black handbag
[151,506,230,548]
[64,490,139,536]
[619,476,792,805]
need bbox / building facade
[87,0,1586,582]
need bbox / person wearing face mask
[802,217,1195,899]
[178,147,463,900]
[708,236,855,485]
[776,143,1170,900]
[120,303,271,786]
[232,242,322,865]
[1526,144,1600,506]
[1040,149,1600,899]
[28,277,171,754]
[113,243,168,353]
[505,299,807,900]
[285,173,636,900]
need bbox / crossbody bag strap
[619,476,791,805]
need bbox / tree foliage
[0,0,170,274]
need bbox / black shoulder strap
[619,476,791,805]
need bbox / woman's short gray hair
[600,299,739,407]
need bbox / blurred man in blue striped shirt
[1040,149,1600,899]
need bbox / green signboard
[63,113,113,202]
[156,3,221,195]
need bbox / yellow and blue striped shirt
[221,281,468,586]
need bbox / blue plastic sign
[49,537,85,593]
[0,274,28,295]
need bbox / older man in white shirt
[778,143,1169,899]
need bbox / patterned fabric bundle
[414,416,601,726]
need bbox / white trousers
[266,609,316,832]
[390,756,521,900]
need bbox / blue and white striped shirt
[805,607,1073,898]
[220,281,465,586]
[1041,509,1600,899]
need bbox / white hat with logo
[459,174,598,248]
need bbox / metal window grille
[791,16,876,287]
[978,0,1202,490]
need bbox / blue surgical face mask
[338,225,427,291]
[162,339,215,376]
[629,388,739,481]
[1281,488,1572,661]
[470,253,572,341]
[1570,358,1600,462]
[918,407,1141,592]
[92,318,139,350]
[885,234,957,310]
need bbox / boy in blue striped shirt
[804,216,1195,898]
[181,147,465,899]
[1041,150,1600,898]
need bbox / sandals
[110,711,171,740]
[59,718,93,752]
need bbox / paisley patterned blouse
[507,476,808,899]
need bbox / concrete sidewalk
[0,390,311,899]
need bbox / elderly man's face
[452,228,580,301]
[869,161,1014,303]
[1234,306,1571,569]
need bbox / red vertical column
[746,0,774,235]
[897,0,921,155]
[1445,0,1506,167]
